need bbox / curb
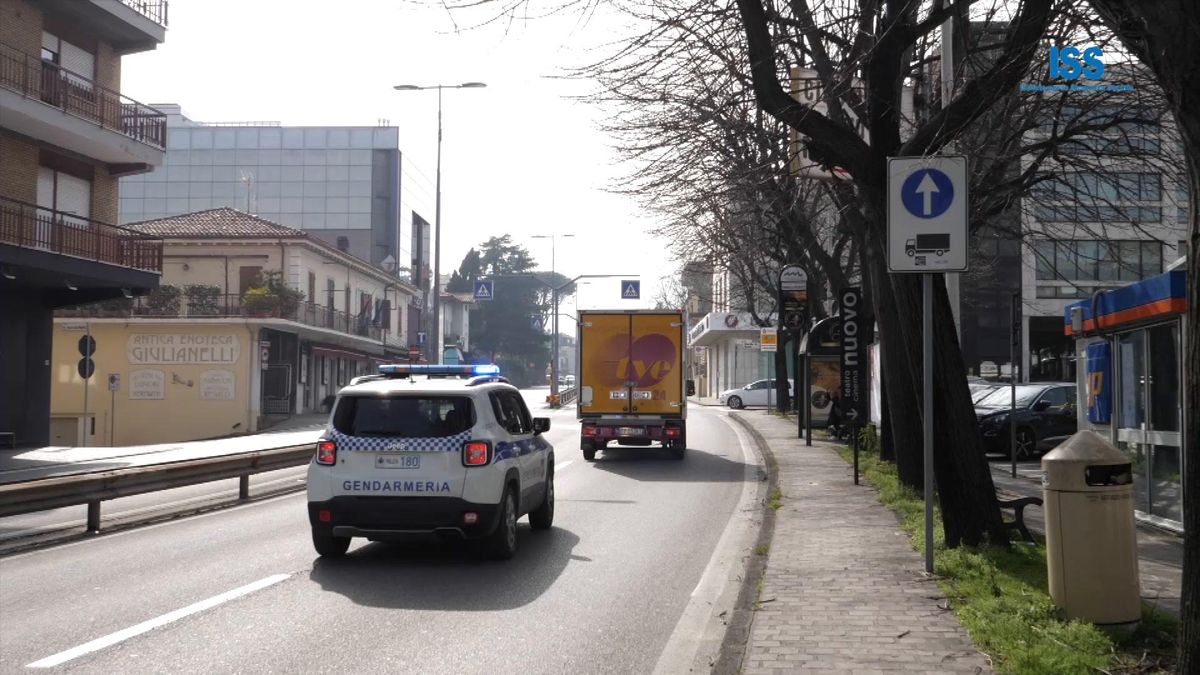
[711,413,780,675]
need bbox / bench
[998,496,1043,543]
[0,432,14,449]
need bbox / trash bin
[1042,430,1140,625]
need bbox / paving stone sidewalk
[731,410,991,674]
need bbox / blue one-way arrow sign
[887,156,968,273]
[621,280,640,299]
[901,168,954,219]
[473,279,494,301]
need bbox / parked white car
[717,378,831,425]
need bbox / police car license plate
[617,426,644,437]
[375,454,420,469]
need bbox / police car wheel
[312,531,351,557]
[529,472,554,530]
[583,447,597,462]
[728,396,743,409]
[484,488,518,560]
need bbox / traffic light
[78,335,96,379]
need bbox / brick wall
[94,40,120,92]
[0,0,42,56]
[92,165,118,223]
[0,133,38,204]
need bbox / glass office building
[118,105,432,275]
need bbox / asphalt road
[0,401,757,674]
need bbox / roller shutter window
[37,166,92,226]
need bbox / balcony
[0,196,162,272]
[36,0,167,54]
[0,42,165,170]
[59,292,387,342]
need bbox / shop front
[1067,267,1189,531]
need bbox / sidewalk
[729,410,991,674]
[0,415,326,485]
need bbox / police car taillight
[316,440,337,465]
[462,441,491,466]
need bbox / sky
[121,0,669,314]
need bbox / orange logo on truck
[597,333,677,387]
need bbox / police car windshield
[333,396,474,437]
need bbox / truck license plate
[617,427,644,437]
[376,454,420,469]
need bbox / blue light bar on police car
[378,364,501,377]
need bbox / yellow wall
[50,321,257,446]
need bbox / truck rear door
[579,313,633,414]
[628,313,684,415]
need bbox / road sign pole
[1011,290,1019,478]
[795,338,802,438]
[923,273,934,574]
[82,323,90,448]
[805,353,813,445]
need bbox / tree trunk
[864,217,1008,546]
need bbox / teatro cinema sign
[127,334,240,365]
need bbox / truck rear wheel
[583,446,597,462]
[670,440,686,459]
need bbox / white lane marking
[554,460,573,473]
[653,412,764,675]
[27,574,291,668]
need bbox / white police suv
[306,364,555,559]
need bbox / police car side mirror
[532,417,551,434]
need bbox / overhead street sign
[473,279,494,301]
[621,280,640,299]
[887,156,969,273]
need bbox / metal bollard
[239,474,250,500]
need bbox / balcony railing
[59,294,385,341]
[0,42,166,149]
[119,0,169,26]
[0,196,162,272]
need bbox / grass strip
[835,438,1178,674]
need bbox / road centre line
[26,574,291,668]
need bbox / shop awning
[1063,269,1187,336]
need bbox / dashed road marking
[27,574,291,668]
[554,460,573,472]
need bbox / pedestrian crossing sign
[473,279,494,301]
[621,280,640,299]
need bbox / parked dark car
[975,383,1077,459]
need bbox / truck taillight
[582,425,598,437]
[665,426,681,438]
[316,440,337,465]
[463,441,491,466]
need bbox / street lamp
[393,81,487,363]
[531,234,575,399]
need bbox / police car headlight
[463,440,491,466]
[316,439,337,465]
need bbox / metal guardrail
[0,443,313,533]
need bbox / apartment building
[117,107,439,357]
[51,208,422,445]
[0,0,168,446]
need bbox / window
[490,392,531,435]
[239,266,262,294]
[1036,387,1068,411]
[1033,240,1162,283]
[333,396,474,438]
[37,163,91,224]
